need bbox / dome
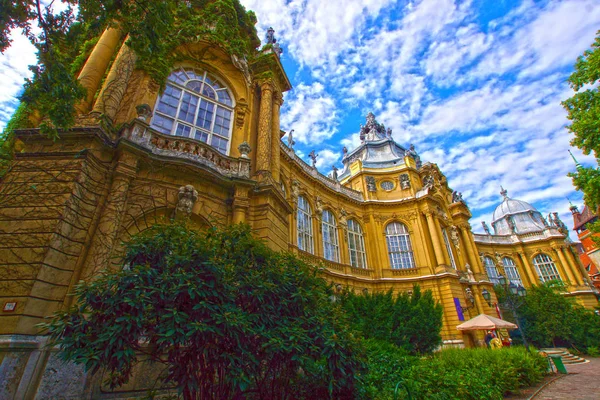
[491,188,546,235]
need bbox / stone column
[564,245,589,286]
[513,252,533,287]
[76,28,122,113]
[255,81,274,178]
[93,40,137,121]
[518,252,539,286]
[425,212,445,267]
[232,186,249,224]
[271,92,283,183]
[434,217,451,266]
[459,224,480,273]
[554,246,577,286]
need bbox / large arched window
[533,253,562,283]
[348,219,367,269]
[297,196,313,254]
[502,257,523,286]
[322,210,339,262]
[385,222,415,269]
[484,256,501,284]
[151,68,235,154]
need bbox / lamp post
[482,276,529,350]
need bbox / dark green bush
[341,285,443,355]
[403,348,548,400]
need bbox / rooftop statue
[308,150,318,168]
[265,27,283,57]
[359,112,388,143]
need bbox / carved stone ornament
[450,226,460,251]
[235,100,249,128]
[339,208,348,230]
[366,176,377,192]
[135,104,152,122]
[308,150,318,168]
[481,221,491,235]
[291,179,300,203]
[238,141,251,158]
[315,196,324,219]
[466,264,475,282]
[359,112,388,142]
[422,175,434,189]
[452,190,463,203]
[176,185,199,218]
[399,173,411,189]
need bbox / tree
[562,31,600,209]
[518,282,600,350]
[341,285,443,355]
[41,223,364,399]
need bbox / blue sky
[1,0,599,238]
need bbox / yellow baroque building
[0,16,597,399]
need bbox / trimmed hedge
[358,343,548,400]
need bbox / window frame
[484,256,501,284]
[385,222,416,269]
[297,196,314,254]
[502,256,523,286]
[533,253,562,283]
[348,219,367,269]
[322,210,340,262]
[150,68,235,155]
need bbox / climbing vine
[2,0,261,135]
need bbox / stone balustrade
[290,245,375,278]
[123,121,251,179]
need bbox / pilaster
[271,92,283,183]
[255,81,274,179]
[425,211,445,268]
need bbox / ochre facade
[1,23,597,399]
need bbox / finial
[568,197,579,213]
[500,186,508,199]
[568,150,582,169]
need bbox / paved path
[533,357,600,399]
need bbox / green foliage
[519,282,600,351]
[41,223,364,399]
[2,1,260,137]
[341,285,443,355]
[356,339,415,400]
[402,348,548,400]
[563,31,600,209]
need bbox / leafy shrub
[42,223,364,400]
[341,285,443,355]
[403,348,547,400]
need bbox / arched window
[151,68,235,154]
[502,257,523,286]
[385,222,415,269]
[348,219,367,269]
[322,210,339,262]
[533,253,561,283]
[484,256,501,284]
[297,196,313,254]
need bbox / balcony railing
[289,245,375,278]
[123,120,251,179]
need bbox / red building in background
[571,204,600,290]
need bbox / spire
[500,186,508,199]
[568,198,580,215]
[568,150,582,169]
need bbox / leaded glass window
[348,219,367,269]
[385,222,415,269]
[297,196,313,254]
[502,257,523,286]
[322,210,339,262]
[151,68,234,155]
[533,253,562,283]
[484,256,501,284]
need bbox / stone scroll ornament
[175,185,199,218]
